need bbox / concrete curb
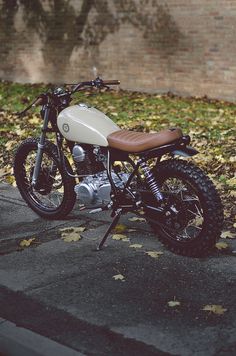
[0,318,84,356]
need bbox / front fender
[171,146,198,157]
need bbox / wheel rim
[21,149,65,211]
[160,177,204,242]
[144,176,205,243]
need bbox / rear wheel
[144,159,224,257]
[14,138,76,219]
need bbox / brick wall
[0,0,236,101]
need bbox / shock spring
[140,162,163,201]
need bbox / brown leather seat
[107,128,183,153]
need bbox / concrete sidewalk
[0,183,236,356]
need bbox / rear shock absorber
[140,162,164,201]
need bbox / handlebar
[102,80,120,86]
[17,77,120,116]
[71,77,120,93]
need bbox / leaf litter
[112,274,125,282]
[202,304,227,315]
[19,238,35,247]
[168,299,181,308]
[129,244,143,249]
[215,242,229,250]
[145,251,164,258]
[60,226,86,242]
[112,234,130,242]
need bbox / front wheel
[144,160,224,257]
[14,138,76,219]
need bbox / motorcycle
[14,77,223,256]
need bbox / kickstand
[97,208,122,251]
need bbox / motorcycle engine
[74,171,130,207]
[72,144,130,207]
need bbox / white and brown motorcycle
[14,78,223,256]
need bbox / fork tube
[32,106,50,186]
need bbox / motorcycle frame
[31,99,198,249]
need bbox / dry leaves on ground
[145,251,164,258]
[19,238,35,247]
[60,226,86,242]
[112,274,125,282]
[202,304,227,315]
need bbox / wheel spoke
[160,177,204,242]
[21,150,64,210]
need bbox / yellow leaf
[15,128,26,136]
[62,234,82,242]
[221,231,235,239]
[129,244,143,249]
[112,234,129,242]
[5,175,16,186]
[114,224,127,233]
[20,238,35,247]
[229,190,236,198]
[145,251,163,258]
[28,116,40,125]
[59,226,86,233]
[215,242,228,250]
[5,140,17,151]
[129,217,146,222]
[112,274,125,281]
[226,177,236,187]
[202,304,227,315]
[168,300,181,307]
[0,168,6,178]
[60,226,85,242]
[233,223,236,228]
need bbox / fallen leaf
[114,224,127,233]
[129,244,143,249]
[202,304,227,315]
[229,190,236,198]
[59,226,86,233]
[129,217,146,222]
[5,175,16,185]
[168,300,181,307]
[145,251,163,258]
[0,168,6,178]
[112,274,125,282]
[61,234,82,242]
[5,140,17,151]
[221,231,235,239]
[112,234,130,242]
[28,116,40,125]
[20,238,35,247]
[226,177,236,187]
[215,242,229,250]
[60,226,85,242]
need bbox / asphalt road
[0,183,235,356]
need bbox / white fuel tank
[57,104,120,146]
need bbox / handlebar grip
[102,80,120,85]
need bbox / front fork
[31,106,50,187]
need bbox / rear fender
[171,146,198,157]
